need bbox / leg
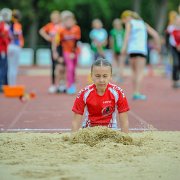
[8,45,21,85]
[130,56,146,99]
[0,53,8,91]
[118,53,126,80]
[64,52,77,94]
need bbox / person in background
[0,8,11,92]
[7,9,24,86]
[72,58,129,133]
[109,18,126,83]
[166,10,180,88]
[39,10,65,94]
[169,15,180,88]
[54,10,81,94]
[89,19,108,60]
[121,10,160,100]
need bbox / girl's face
[63,17,75,28]
[91,66,112,94]
[113,20,122,29]
[92,20,102,29]
[51,13,60,24]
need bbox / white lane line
[0,127,154,132]
[7,102,29,129]
[129,110,156,130]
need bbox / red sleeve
[72,90,86,115]
[116,88,130,113]
[75,25,81,40]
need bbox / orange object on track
[3,85,25,97]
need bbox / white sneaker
[57,84,66,93]
[48,85,57,94]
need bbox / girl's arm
[121,22,131,54]
[146,23,161,52]
[118,112,129,133]
[72,113,83,132]
[39,28,51,42]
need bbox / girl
[121,10,160,100]
[8,9,24,86]
[72,58,129,133]
[39,10,64,94]
[109,18,126,82]
[57,11,81,94]
[89,19,108,60]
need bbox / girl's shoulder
[108,83,125,97]
[77,84,95,98]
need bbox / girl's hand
[58,57,64,63]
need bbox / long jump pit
[0,126,180,180]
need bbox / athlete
[72,58,129,133]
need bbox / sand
[0,127,180,180]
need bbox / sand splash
[62,126,134,146]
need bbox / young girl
[8,9,24,86]
[56,11,81,94]
[121,10,160,100]
[72,58,129,133]
[39,10,64,94]
[89,19,108,60]
[109,18,126,82]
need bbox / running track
[0,66,180,132]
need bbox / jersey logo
[102,106,114,116]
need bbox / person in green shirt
[109,18,126,82]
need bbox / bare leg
[130,57,146,94]
[119,54,126,79]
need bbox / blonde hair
[50,10,60,18]
[168,10,177,25]
[121,10,141,20]
[61,10,75,20]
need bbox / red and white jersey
[72,83,129,129]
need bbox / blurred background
[0,0,179,65]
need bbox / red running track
[0,66,180,132]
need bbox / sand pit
[0,127,180,180]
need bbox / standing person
[89,19,108,60]
[121,10,160,100]
[72,58,129,133]
[0,8,11,92]
[109,18,125,82]
[169,15,180,88]
[39,10,64,94]
[55,10,81,95]
[166,11,180,88]
[7,9,24,86]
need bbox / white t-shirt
[167,25,176,47]
[127,19,148,55]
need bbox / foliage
[0,0,179,48]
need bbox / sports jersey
[172,29,180,47]
[167,25,176,47]
[127,19,148,55]
[110,28,125,53]
[89,28,108,52]
[42,22,62,42]
[10,22,24,47]
[59,25,81,53]
[72,83,129,129]
[0,21,10,53]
